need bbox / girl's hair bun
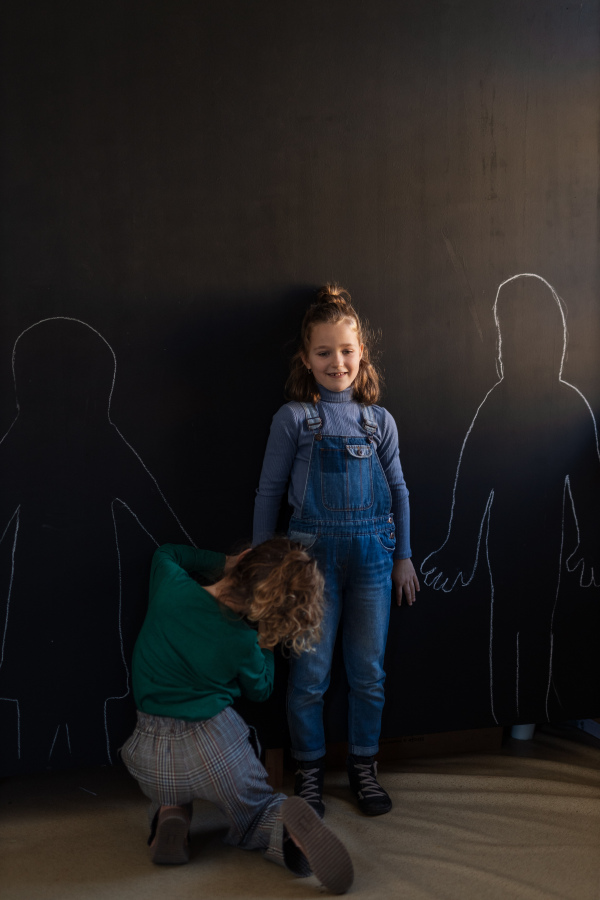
[316,283,352,307]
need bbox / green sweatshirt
[132,543,274,721]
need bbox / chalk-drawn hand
[392,558,420,606]
[565,540,600,588]
[562,414,600,590]
[420,548,469,592]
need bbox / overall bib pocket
[319,443,374,511]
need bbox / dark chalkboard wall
[1,0,599,774]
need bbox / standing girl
[253,284,419,817]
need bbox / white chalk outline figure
[0,317,194,770]
[421,274,600,725]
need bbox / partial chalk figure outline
[421,274,600,725]
[0,317,194,770]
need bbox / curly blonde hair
[223,538,324,655]
[285,283,382,405]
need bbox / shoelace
[296,766,322,803]
[353,761,387,798]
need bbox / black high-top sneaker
[347,754,392,816]
[293,756,326,818]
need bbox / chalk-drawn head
[286,283,381,404]
[494,274,567,380]
[12,317,116,419]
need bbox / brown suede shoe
[151,805,191,865]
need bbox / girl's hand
[392,558,420,606]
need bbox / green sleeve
[237,646,275,703]
[151,543,226,587]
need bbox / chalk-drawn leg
[65,709,113,765]
[0,698,21,766]
[17,706,113,769]
[17,705,63,768]
[489,581,555,725]
[519,625,555,722]
[488,598,517,724]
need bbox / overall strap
[300,401,322,433]
[360,404,378,437]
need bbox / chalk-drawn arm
[110,432,196,547]
[0,435,21,661]
[421,404,495,592]
[421,494,494,592]
[0,435,22,552]
[0,425,21,528]
[563,403,600,588]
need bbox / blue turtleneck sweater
[253,386,412,559]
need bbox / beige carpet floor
[1,726,599,900]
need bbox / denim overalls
[287,401,396,761]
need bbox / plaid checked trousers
[121,705,289,867]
